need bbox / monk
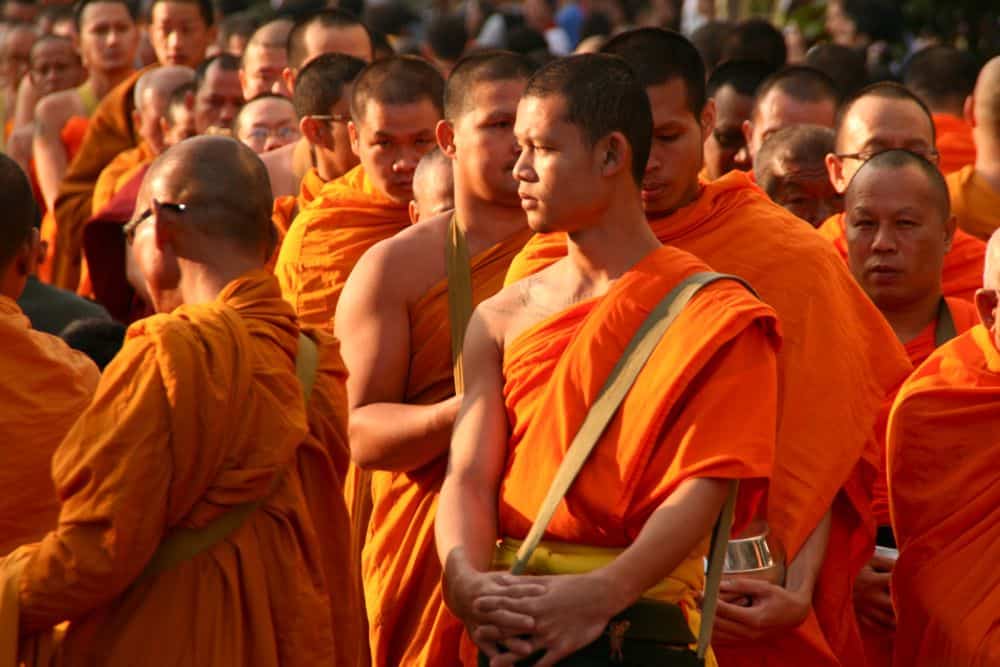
[741,65,838,166]
[409,147,454,223]
[275,55,444,332]
[271,53,365,239]
[43,0,212,290]
[33,0,139,211]
[948,56,1000,240]
[753,124,840,227]
[886,229,1000,667]
[261,9,372,200]
[0,23,34,148]
[437,53,779,667]
[821,82,986,303]
[505,28,911,667]
[0,153,99,558]
[336,50,534,667]
[192,53,243,134]
[238,18,293,100]
[234,93,299,154]
[702,59,774,180]
[842,150,980,667]
[0,136,358,666]
[902,45,979,174]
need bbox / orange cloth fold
[887,325,1000,667]
[947,164,1000,241]
[507,172,911,667]
[270,167,327,270]
[275,165,409,332]
[0,296,98,557]
[932,113,976,175]
[818,211,986,303]
[11,270,352,666]
[362,228,532,667]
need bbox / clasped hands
[704,576,812,644]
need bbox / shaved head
[134,65,196,153]
[848,149,950,221]
[902,45,979,116]
[286,9,372,70]
[985,229,1000,290]
[973,56,1000,140]
[351,56,445,122]
[410,148,454,223]
[443,50,535,122]
[979,228,1000,337]
[836,82,936,151]
[0,153,37,269]
[755,125,839,226]
[250,17,293,48]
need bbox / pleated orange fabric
[0,296,98,557]
[506,171,911,667]
[270,167,327,271]
[887,325,1000,667]
[817,212,986,303]
[947,164,1000,241]
[7,270,350,666]
[932,113,976,175]
[275,165,409,333]
[362,228,532,667]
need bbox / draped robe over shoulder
[932,113,976,175]
[506,172,911,667]
[947,165,1000,241]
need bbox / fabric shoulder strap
[510,272,754,657]
[446,213,474,394]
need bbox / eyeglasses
[835,147,940,163]
[123,200,187,244]
[307,113,352,128]
[244,125,300,143]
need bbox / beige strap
[511,272,754,654]
[446,213,474,394]
[698,480,738,658]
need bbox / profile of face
[79,1,139,73]
[826,97,938,194]
[236,97,300,154]
[150,1,213,67]
[349,97,441,203]
[642,78,714,216]
[161,102,196,147]
[845,164,953,311]
[239,44,289,100]
[745,89,836,164]
[703,84,752,180]
[0,28,36,89]
[128,173,183,314]
[194,62,243,133]
[762,157,842,227]
[29,40,83,97]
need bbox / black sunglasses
[123,200,187,244]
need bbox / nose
[871,223,897,253]
[513,149,534,183]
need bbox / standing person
[505,28,911,667]
[336,51,534,667]
[701,59,774,181]
[437,53,780,666]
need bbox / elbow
[347,419,384,471]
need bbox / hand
[483,571,622,667]
[853,554,895,631]
[708,577,811,645]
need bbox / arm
[335,241,460,472]
[33,94,73,211]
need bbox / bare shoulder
[357,211,452,303]
[476,260,565,351]
[35,89,83,126]
[259,143,297,197]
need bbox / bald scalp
[292,52,365,118]
[753,65,839,117]
[286,8,371,70]
[836,82,936,147]
[973,56,1000,137]
[443,50,535,122]
[134,65,195,109]
[30,33,76,59]
[706,59,775,98]
[985,228,1000,290]
[755,124,834,191]
[233,92,295,135]
[0,154,38,268]
[350,55,444,122]
[846,149,951,221]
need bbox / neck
[87,66,133,100]
[454,177,528,254]
[176,256,261,308]
[881,290,943,344]
[974,135,1000,193]
[292,139,312,181]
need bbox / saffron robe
[947,164,1000,241]
[932,113,976,175]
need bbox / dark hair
[350,55,444,121]
[755,65,839,110]
[292,52,365,118]
[754,124,835,196]
[578,11,611,42]
[59,318,127,371]
[706,59,775,98]
[369,28,394,59]
[601,28,706,117]
[286,8,371,69]
[150,0,214,27]
[720,18,786,69]
[444,49,534,121]
[524,53,652,185]
[841,0,904,44]
[0,154,38,267]
[804,43,868,101]
[194,51,239,90]
[847,147,950,219]
[836,81,936,146]
[902,45,979,112]
[72,0,135,31]
[690,20,734,73]
[426,12,467,63]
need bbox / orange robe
[270,167,326,271]
[5,270,350,666]
[947,164,1000,241]
[498,246,778,664]
[274,165,409,332]
[363,227,532,667]
[887,325,1000,666]
[42,68,147,290]
[818,212,986,303]
[506,171,911,667]
[932,113,976,175]
[0,296,98,556]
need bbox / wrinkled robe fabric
[947,164,1000,241]
[506,172,911,667]
[933,113,976,175]
[887,325,1000,667]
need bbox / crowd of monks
[1,1,999,665]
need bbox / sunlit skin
[193,62,243,133]
[762,159,842,227]
[744,89,836,163]
[0,27,35,89]
[28,40,83,98]
[161,103,196,146]
[78,2,139,76]
[149,1,214,67]
[348,98,441,203]
[236,97,300,154]
[300,24,372,67]
[239,43,289,99]
[703,83,753,179]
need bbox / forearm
[437,471,500,574]
[349,396,461,472]
[784,509,831,599]
[33,132,67,211]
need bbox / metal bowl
[723,525,786,586]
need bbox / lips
[641,183,665,200]
[867,265,903,283]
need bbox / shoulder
[36,89,82,122]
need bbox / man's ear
[436,119,457,158]
[975,288,997,330]
[700,97,716,143]
[348,120,361,158]
[408,199,419,224]
[281,67,296,96]
[599,131,628,177]
[741,119,753,150]
[300,116,330,149]
[964,93,976,127]
[825,152,847,194]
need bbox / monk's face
[236,97,300,154]
[0,28,34,89]
[642,78,712,217]
[761,157,842,227]
[239,44,289,100]
[845,164,953,311]
[300,24,372,67]
[746,89,836,164]
[150,1,213,67]
[28,40,83,97]
[79,1,139,74]
[703,83,752,180]
[193,62,243,133]
[349,98,441,203]
[827,97,937,194]
[451,78,525,206]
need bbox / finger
[713,598,761,625]
[718,577,773,596]
[474,634,500,659]
[711,615,757,643]
[500,635,537,657]
[471,607,536,634]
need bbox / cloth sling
[446,213,474,394]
